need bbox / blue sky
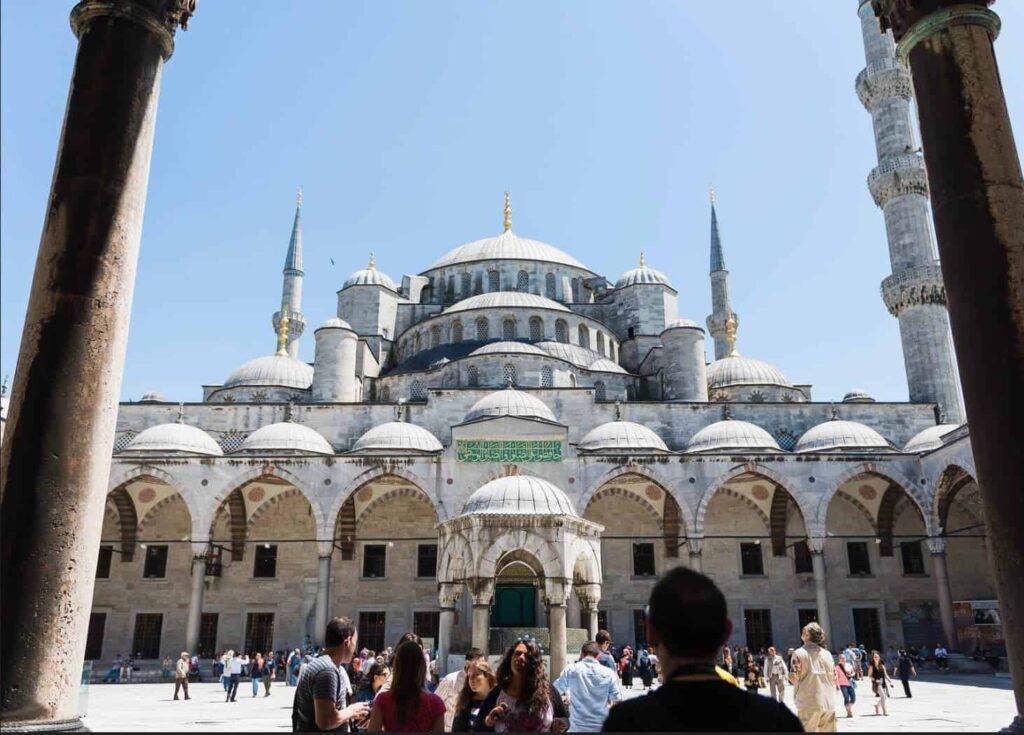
[2,1,1022,403]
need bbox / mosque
[81,4,996,676]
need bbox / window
[633,608,648,649]
[473,272,483,295]
[96,545,113,579]
[488,270,500,292]
[245,612,275,654]
[413,611,440,644]
[467,366,480,387]
[517,270,530,292]
[740,542,764,576]
[540,366,553,388]
[793,541,813,574]
[569,373,577,387]
[476,317,489,340]
[253,544,278,578]
[363,544,387,578]
[503,318,517,340]
[852,607,883,652]
[572,278,581,302]
[431,325,441,349]
[597,332,605,356]
[417,544,438,578]
[132,613,163,658]
[198,613,219,658]
[610,343,616,362]
[555,320,569,344]
[359,612,386,653]
[85,612,106,660]
[744,609,773,651]
[503,363,517,387]
[797,608,819,631]
[452,321,463,342]
[143,545,168,579]
[900,541,925,575]
[529,317,543,342]
[410,381,426,401]
[632,543,656,577]
[545,273,557,299]
[847,541,872,576]
[594,381,606,401]
[446,276,455,303]
[578,324,590,349]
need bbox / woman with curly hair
[366,640,444,732]
[452,659,497,732]
[474,639,568,733]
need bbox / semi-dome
[462,475,577,516]
[122,422,223,456]
[446,292,571,314]
[238,422,334,454]
[588,358,628,374]
[224,354,314,390]
[317,317,353,330]
[707,355,791,389]
[795,419,892,453]
[842,389,875,403]
[465,388,557,423]
[427,230,590,272]
[351,421,443,453]
[579,421,669,452]
[904,423,960,453]
[343,255,397,291]
[615,255,671,289]
[687,419,781,453]
[470,341,548,357]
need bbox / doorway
[491,585,537,627]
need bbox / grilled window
[793,540,813,574]
[488,270,500,292]
[529,317,543,341]
[540,366,553,388]
[503,363,517,387]
[417,544,438,579]
[900,541,925,575]
[199,613,219,658]
[461,272,472,297]
[545,273,557,299]
[143,545,168,579]
[253,544,278,578]
[503,318,517,340]
[594,381,606,401]
[132,613,163,658]
[363,544,387,578]
[847,541,872,576]
[517,270,530,292]
[476,317,489,340]
[452,321,463,342]
[467,366,479,387]
[245,612,275,654]
[359,612,386,653]
[632,543,656,577]
[578,324,590,349]
[555,320,569,344]
[740,542,764,576]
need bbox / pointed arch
[816,462,932,536]
[476,530,562,580]
[107,487,138,561]
[326,465,437,539]
[934,465,977,532]
[438,531,472,583]
[697,463,812,537]
[208,464,326,543]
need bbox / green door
[491,585,537,627]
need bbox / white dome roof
[579,421,669,452]
[462,475,577,516]
[123,422,223,455]
[795,419,892,453]
[351,421,443,453]
[615,262,671,289]
[427,230,589,272]
[663,318,701,331]
[465,388,556,423]
[238,422,334,454]
[687,419,780,453]
[446,292,571,314]
[470,341,548,357]
[317,317,353,331]
[224,355,313,390]
[842,389,875,403]
[343,260,397,290]
[904,423,960,453]
[536,341,603,368]
[707,355,791,389]
[588,358,628,374]
[139,391,168,403]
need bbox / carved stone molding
[868,154,929,207]
[881,264,947,316]
[856,60,914,109]
[71,0,197,60]
[438,582,463,608]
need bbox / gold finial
[709,185,717,205]
[639,250,647,268]
[368,252,376,270]
[724,315,739,357]
[276,313,290,356]
[503,191,512,233]
[296,186,303,208]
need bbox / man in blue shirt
[554,642,621,732]
[596,630,617,671]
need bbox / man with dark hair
[602,568,802,732]
[435,647,483,730]
[292,617,370,732]
[554,642,621,732]
[595,630,616,671]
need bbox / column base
[0,717,88,732]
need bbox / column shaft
[471,605,490,655]
[436,608,456,677]
[688,551,703,573]
[548,604,568,678]
[932,551,960,650]
[811,551,833,645]
[314,555,332,643]
[584,607,599,641]
[184,556,207,655]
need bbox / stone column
[928,539,960,650]
[436,583,463,677]
[0,2,194,729]
[314,549,332,643]
[546,579,571,677]
[688,538,703,573]
[184,545,209,655]
[468,578,494,656]
[809,538,833,645]
[872,1,1024,719]
[575,583,601,641]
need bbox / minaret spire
[273,188,307,358]
[705,187,738,360]
[503,191,512,233]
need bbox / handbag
[757,676,766,688]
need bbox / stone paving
[81,674,1016,732]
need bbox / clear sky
[2,1,1022,403]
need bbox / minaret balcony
[856,59,913,110]
[867,154,929,207]
[880,265,947,317]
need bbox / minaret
[706,187,737,361]
[856,1,962,422]
[272,187,307,359]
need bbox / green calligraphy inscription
[456,439,562,463]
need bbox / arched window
[467,365,479,387]
[571,278,581,302]
[569,373,577,387]
[452,320,463,342]
[555,319,569,344]
[503,363,517,386]
[594,381,606,401]
[503,318,517,340]
[446,276,455,303]
[488,270,500,292]
[545,273,557,299]
[430,325,441,349]
[529,317,543,342]
[410,381,426,401]
[461,272,471,297]
[473,272,483,295]
[476,317,489,340]
[596,332,605,356]
[610,342,616,362]
[517,270,530,292]
[578,324,591,350]
[540,366,553,388]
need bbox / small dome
[446,292,571,314]
[536,341,603,368]
[663,318,701,331]
[317,317,353,331]
[579,421,669,452]
[904,423,960,453]
[795,419,892,453]
[615,256,671,289]
[139,391,167,403]
[343,256,398,291]
[462,475,577,516]
[351,422,443,453]
[465,388,556,423]
[707,355,791,389]
[588,358,628,374]
[470,341,548,357]
[123,422,223,456]
[842,389,875,403]
[687,419,780,453]
[427,230,589,272]
[238,422,334,454]
[224,354,313,390]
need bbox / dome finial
[830,405,840,421]
[614,399,622,421]
[503,191,512,233]
[722,403,733,421]
[639,250,646,268]
[275,313,291,356]
[724,315,740,357]
[296,186,303,209]
[396,398,406,422]
[368,251,376,270]
[176,402,185,424]
[709,185,716,205]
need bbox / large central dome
[426,230,591,272]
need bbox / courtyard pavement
[80,673,1016,732]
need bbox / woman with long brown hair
[452,659,497,732]
[474,638,568,733]
[366,640,444,732]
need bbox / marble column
[809,539,833,645]
[583,607,599,641]
[688,538,703,573]
[468,578,494,656]
[184,545,209,655]
[436,583,463,677]
[548,603,568,677]
[873,1,1024,719]
[575,583,601,642]
[0,2,194,729]
[928,540,960,650]
[314,551,332,643]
